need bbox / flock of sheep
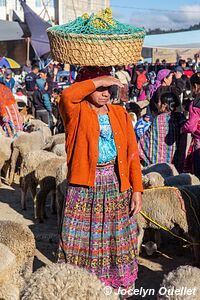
[0,119,200,299]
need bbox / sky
[110,0,200,30]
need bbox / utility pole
[54,0,59,24]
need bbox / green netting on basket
[47,8,145,40]
[47,8,146,66]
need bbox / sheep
[165,173,200,187]
[0,243,20,300]
[0,135,12,185]
[0,283,20,300]
[9,126,51,185]
[35,157,66,222]
[157,265,200,299]
[142,172,200,189]
[55,162,68,226]
[21,263,117,300]
[0,221,35,288]
[51,143,66,157]
[142,163,179,178]
[0,242,16,285]
[24,118,49,132]
[20,150,59,210]
[142,172,165,189]
[137,186,200,265]
[44,132,65,151]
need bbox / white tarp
[0,20,24,41]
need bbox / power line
[111,4,200,14]
[76,0,200,14]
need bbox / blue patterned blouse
[97,114,117,163]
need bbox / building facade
[0,0,110,24]
[58,0,110,25]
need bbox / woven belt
[96,159,116,168]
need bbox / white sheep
[157,265,200,300]
[137,185,200,265]
[142,163,179,178]
[35,157,66,222]
[142,172,165,189]
[9,126,51,185]
[51,143,66,157]
[0,243,20,300]
[21,263,118,300]
[142,172,200,189]
[25,118,49,131]
[44,132,65,151]
[0,135,12,185]
[0,220,35,287]
[0,242,16,285]
[20,150,59,210]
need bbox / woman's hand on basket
[92,76,124,89]
[130,192,142,216]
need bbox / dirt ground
[0,180,192,300]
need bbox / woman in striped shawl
[138,91,187,172]
[0,82,23,137]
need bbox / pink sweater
[182,102,200,139]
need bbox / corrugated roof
[144,30,200,49]
[0,20,24,41]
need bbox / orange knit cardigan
[59,79,143,193]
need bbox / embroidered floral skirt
[57,165,138,290]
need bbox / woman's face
[157,100,168,113]
[192,83,200,95]
[88,87,111,107]
[163,73,173,86]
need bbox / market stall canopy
[20,0,51,58]
[144,30,200,49]
[0,57,21,68]
[0,20,24,41]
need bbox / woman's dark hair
[160,92,180,112]
[53,88,62,95]
[126,102,142,119]
[190,73,200,87]
[150,89,180,113]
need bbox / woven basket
[47,32,144,66]
[47,10,145,67]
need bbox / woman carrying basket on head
[57,66,143,298]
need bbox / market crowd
[0,56,200,178]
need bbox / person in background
[134,114,151,140]
[22,60,32,73]
[51,88,64,133]
[34,69,52,128]
[115,65,131,102]
[0,82,23,137]
[138,91,186,172]
[126,102,142,127]
[0,65,6,78]
[25,65,39,92]
[0,69,15,92]
[131,64,147,100]
[148,69,185,121]
[178,59,186,70]
[25,65,39,115]
[182,73,200,178]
